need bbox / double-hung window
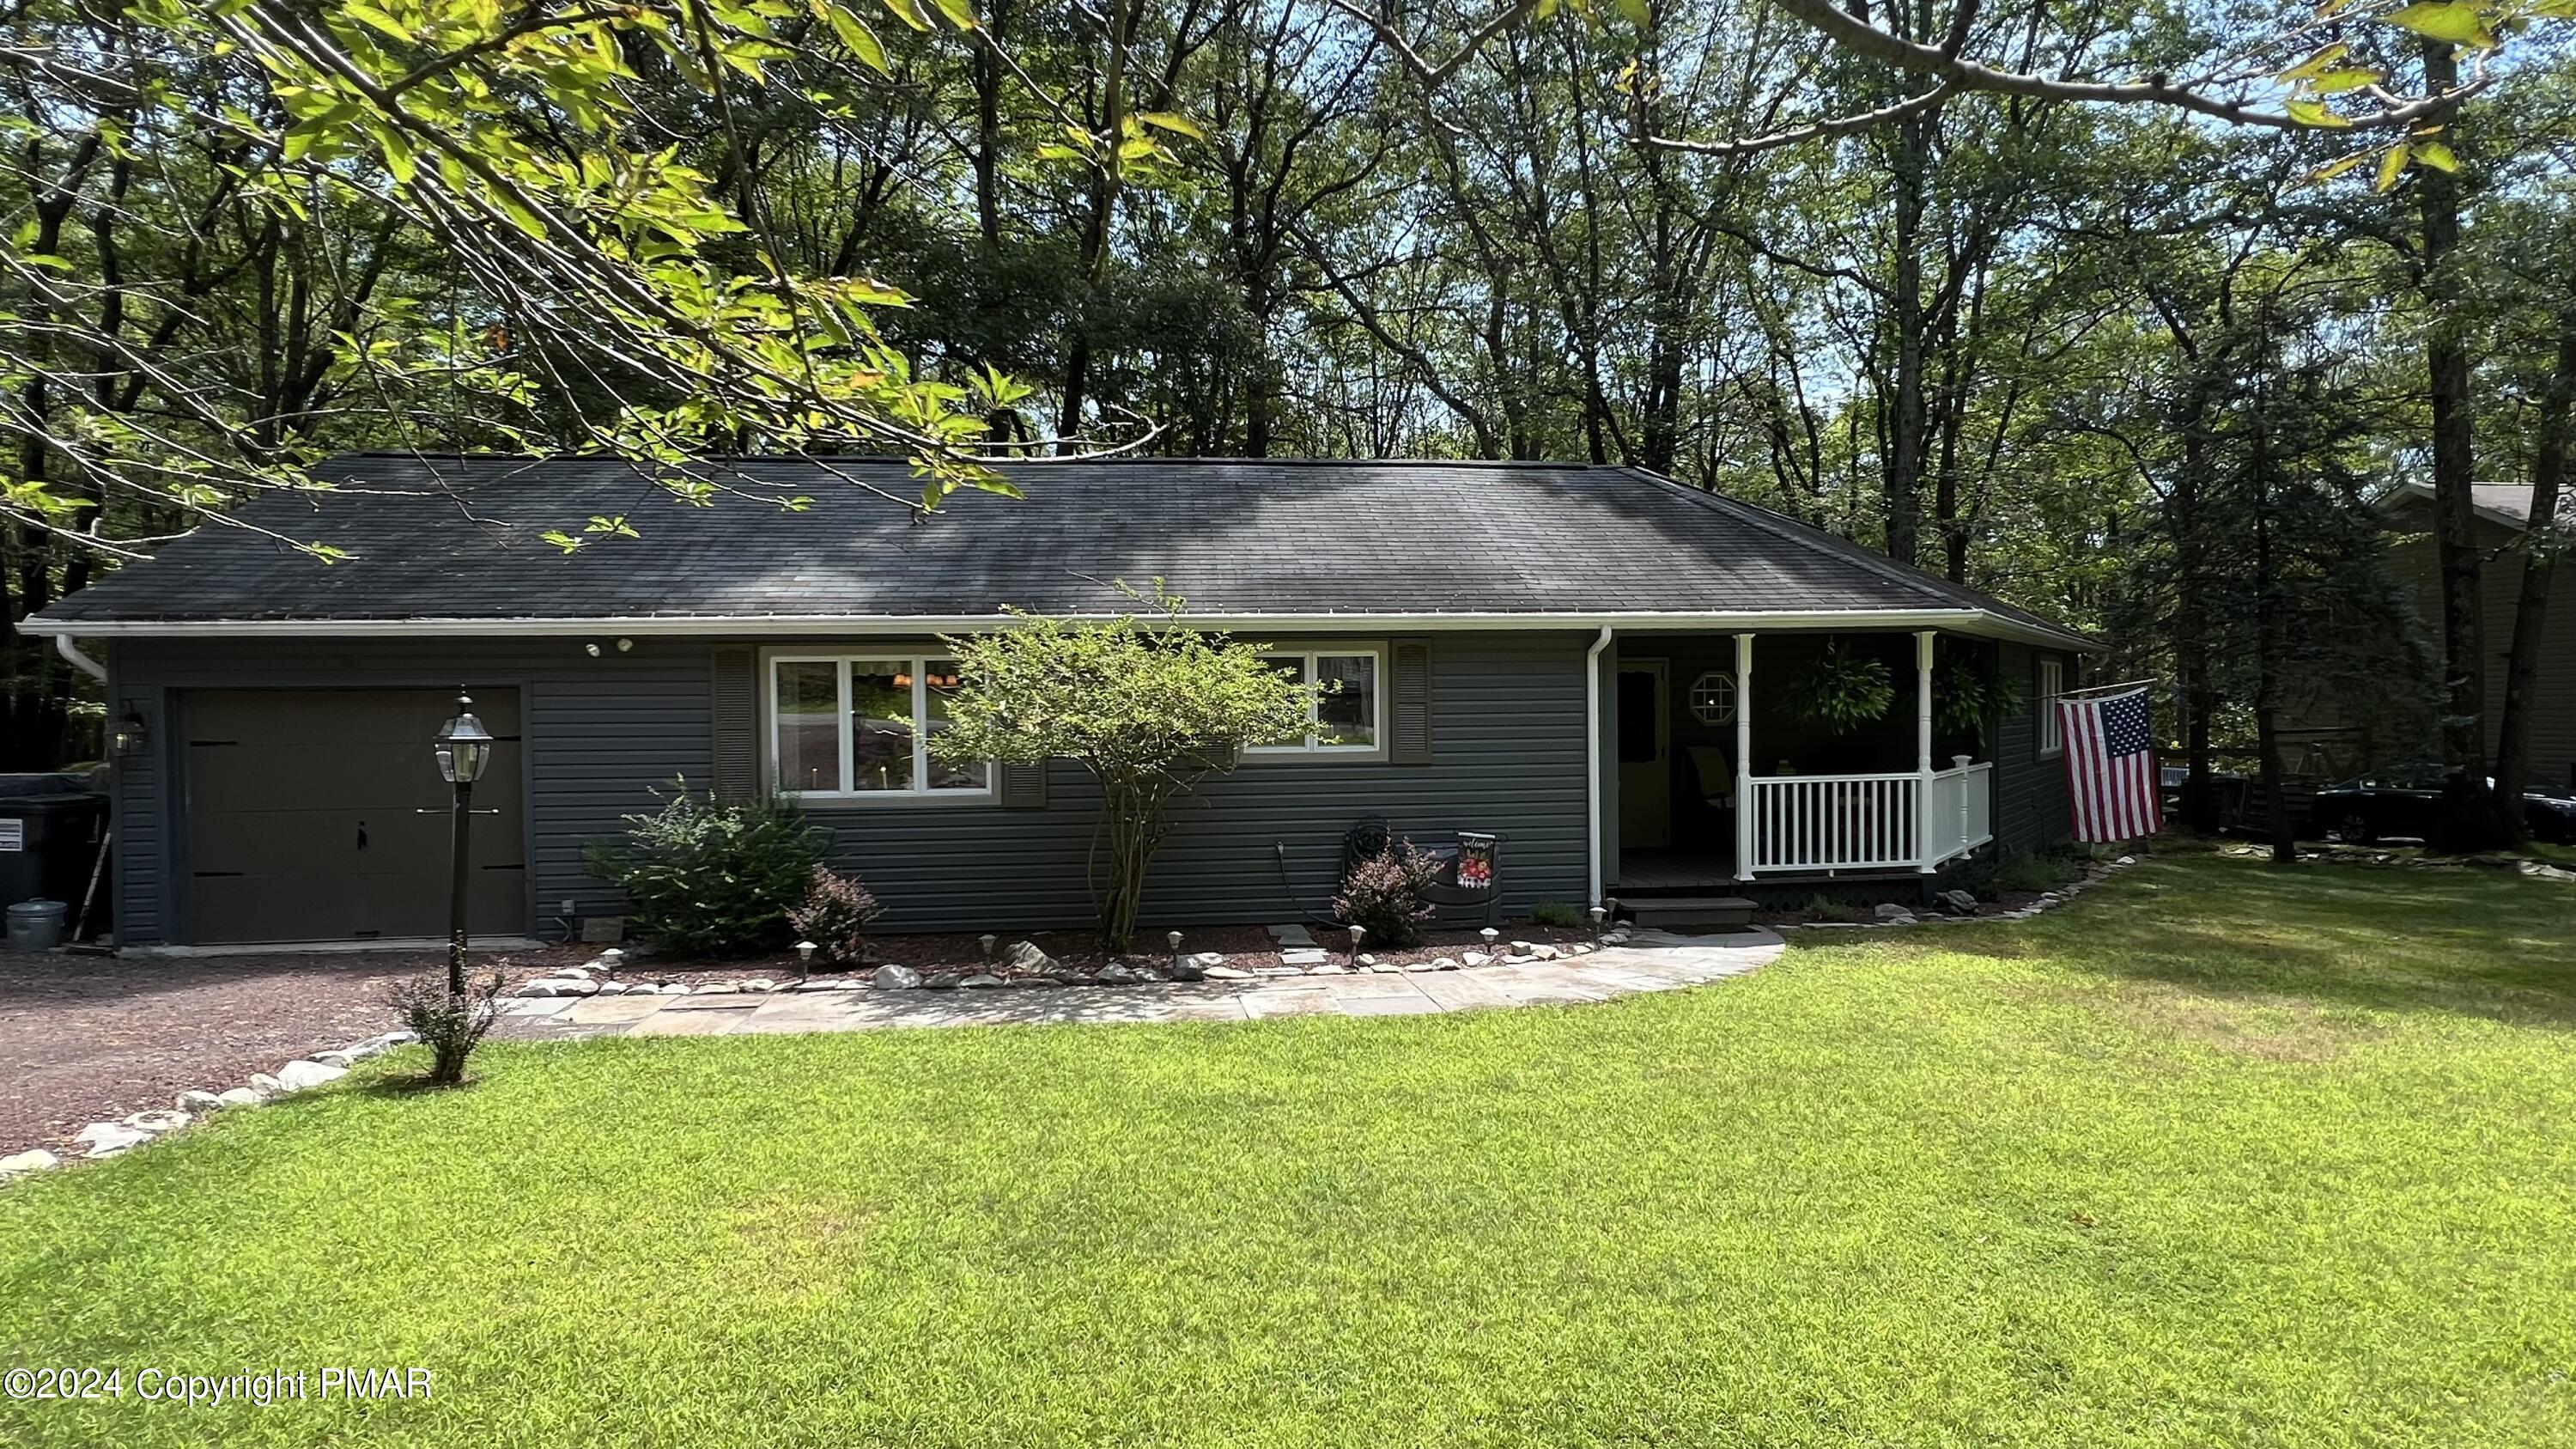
[771,654,991,799]
[1249,648,1384,757]
[2038,657,2065,757]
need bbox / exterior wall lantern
[112,705,149,757]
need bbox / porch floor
[1615,850,1736,892]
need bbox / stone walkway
[493,928,1786,1040]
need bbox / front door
[1617,661,1670,849]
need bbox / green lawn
[4,857,2573,1447]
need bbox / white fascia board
[22,607,2093,650]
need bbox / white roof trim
[22,607,2092,650]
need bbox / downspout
[55,634,106,683]
[1584,624,1613,908]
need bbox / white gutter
[1584,624,1613,910]
[53,633,106,683]
[20,606,2092,652]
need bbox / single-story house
[27,456,2091,947]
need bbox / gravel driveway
[0,948,519,1158]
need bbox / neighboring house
[2377,481,2573,792]
[25,456,2089,947]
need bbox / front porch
[1604,630,2000,897]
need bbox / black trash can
[0,791,109,920]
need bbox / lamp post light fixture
[432,691,495,998]
[979,933,997,962]
[1589,905,1607,937]
[794,941,817,977]
[1348,924,1366,964]
[1479,927,1500,956]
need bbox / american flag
[2058,688,2161,842]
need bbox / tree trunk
[1883,112,1930,569]
[2493,310,2574,808]
[2250,372,2297,863]
[2417,39,2512,850]
[970,0,1008,249]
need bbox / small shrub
[1800,893,1869,923]
[1990,849,2082,895]
[583,781,825,957]
[787,864,884,968]
[1334,841,1444,948]
[1528,899,1584,928]
[387,970,504,1087]
[1938,854,2003,902]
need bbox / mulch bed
[568,920,1605,987]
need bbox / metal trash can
[6,898,67,952]
[0,789,108,923]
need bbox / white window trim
[1243,644,1389,761]
[1687,669,1735,725]
[766,649,996,803]
[2038,658,2065,758]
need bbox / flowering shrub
[1334,841,1444,948]
[787,865,885,967]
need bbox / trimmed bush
[1528,899,1584,928]
[387,970,504,1087]
[787,865,884,968]
[1334,841,1444,948]
[584,782,825,957]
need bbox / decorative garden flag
[2058,688,2161,842]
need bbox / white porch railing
[1741,772,1924,873]
[1924,761,1995,866]
[1739,762,1993,874]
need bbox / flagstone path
[493,928,1786,1039]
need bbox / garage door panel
[192,867,526,942]
[188,746,484,815]
[186,690,520,747]
[192,810,524,880]
[183,688,526,944]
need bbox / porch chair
[1685,746,1735,811]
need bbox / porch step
[1620,895,1759,929]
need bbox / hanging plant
[1935,656,2025,739]
[1783,641,1895,736]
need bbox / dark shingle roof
[28,455,2087,646]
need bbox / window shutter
[1390,641,1433,764]
[709,647,759,801]
[999,759,1048,809]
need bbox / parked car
[2308,764,2576,844]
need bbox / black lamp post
[433,691,495,998]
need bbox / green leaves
[2385,1,2498,47]
[1133,111,1207,143]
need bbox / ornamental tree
[931,591,1315,951]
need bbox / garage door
[183,689,526,944]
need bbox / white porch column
[1735,632,1755,884]
[1916,630,1936,874]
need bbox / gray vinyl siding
[105,630,1589,944]
[103,648,169,943]
[1991,642,2075,854]
[805,633,1591,932]
[107,637,714,946]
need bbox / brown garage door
[183,689,526,944]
